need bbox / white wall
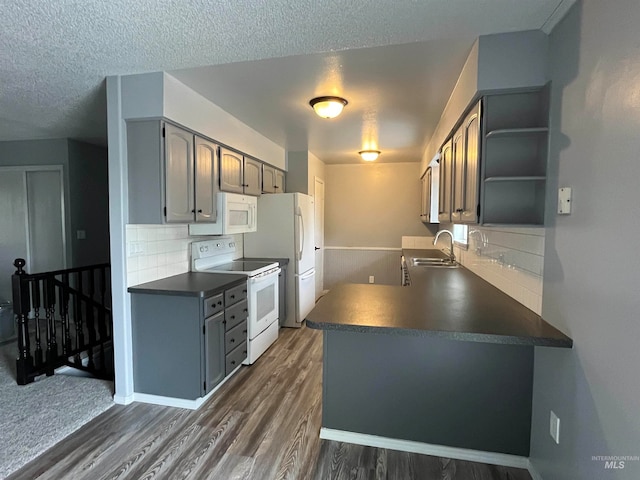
[530,1,640,479]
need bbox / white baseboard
[113,393,135,405]
[132,364,242,410]
[319,428,529,470]
[528,460,545,480]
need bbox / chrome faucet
[434,230,455,262]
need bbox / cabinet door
[243,157,262,196]
[164,124,194,223]
[451,126,465,223]
[219,148,244,194]
[194,136,218,223]
[420,168,432,222]
[274,169,285,193]
[262,164,276,193]
[438,139,453,223]
[204,311,225,394]
[460,102,481,223]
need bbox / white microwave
[188,193,257,235]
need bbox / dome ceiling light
[309,96,348,119]
[359,150,381,162]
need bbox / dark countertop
[127,272,246,298]
[307,249,572,348]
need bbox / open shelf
[484,90,550,131]
[485,176,546,182]
[485,127,549,138]
[482,179,546,225]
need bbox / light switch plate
[558,187,572,214]
[550,410,560,444]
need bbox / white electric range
[191,237,280,364]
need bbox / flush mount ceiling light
[309,96,348,119]
[359,150,381,161]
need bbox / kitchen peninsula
[306,249,572,458]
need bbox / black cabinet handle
[231,360,236,366]
[243,350,247,355]
[242,289,247,294]
[191,209,195,213]
[242,329,247,334]
[243,308,248,313]
[230,338,235,343]
[230,315,235,320]
[218,301,222,306]
[230,294,235,299]
[197,209,203,213]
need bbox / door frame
[313,176,325,300]
[0,165,67,271]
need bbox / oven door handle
[249,268,281,285]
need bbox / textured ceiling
[0,0,571,161]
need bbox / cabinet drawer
[204,293,224,318]
[225,283,247,307]
[225,299,248,331]
[226,341,247,375]
[225,320,247,353]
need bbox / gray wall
[68,140,110,266]
[0,139,73,266]
[531,2,640,479]
[323,329,534,456]
[0,139,109,269]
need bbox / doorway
[314,176,325,300]
[0,166,66,303]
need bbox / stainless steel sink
[411,257,459,268]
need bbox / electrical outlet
[550,410,560,444]
[369,275,375,284]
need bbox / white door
[0,167,66,302]
[0,171,29,302]
[294,194,315,274]
[314,177,325,300]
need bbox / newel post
[12,258,33,385]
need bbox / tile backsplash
[125,225,242,287]
[447,225,545,315]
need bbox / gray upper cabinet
[165,124,195,223]
[220,148,244,194]
[274,169,285,193]
[243,157,262,196]
[438,139,453,223]
[263,164,286,194]
[451,101,481,224]
[220,148,262,196]
[127,120,219,224]
[420,167,433,223]
[262,164,276,193]
[194,136,219,223]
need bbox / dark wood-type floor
[7,326,532,480]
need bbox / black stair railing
[11,258,113,385]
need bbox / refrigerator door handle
[300,269,315,280]
[299,212,305,261]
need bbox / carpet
[0,341,114,479]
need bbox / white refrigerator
[244,193,315,328]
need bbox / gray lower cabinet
[131,282,248,401]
